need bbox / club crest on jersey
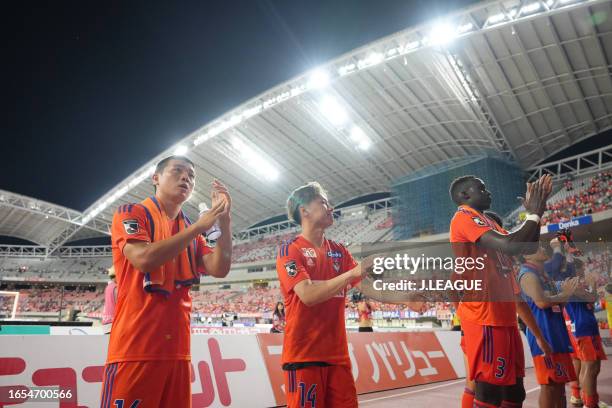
[301,248,316,258]
[123,219,139,235]
[285,261,298,277]
[306,257,315,267]
[333,260,341,273]
[472,217,486,226]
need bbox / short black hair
[155,155,195,174]
[449,175,477,205]
[484,210,503,228]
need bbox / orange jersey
[450,205,519,326]
[107,203,211,363]
[276,235,358,366]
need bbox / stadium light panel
[457,23,474,34]
[429,22,458,45]
[174,145,188,156]
[307,69,330,89]
[357,52,384,69]
[350,126,372,151]
[319,96,349,126]
[487,12,507,25]
[404,41,420,51]
[338,63,356,76]
[231,139,279,181]
[521,2,542,14]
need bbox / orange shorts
[461,320,525,386]
[283,364,357,408]
[533,353,577,385]
[100,360,191,408]
[573,335,607,361]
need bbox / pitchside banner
[0,335,275,407]
[545,215,593,233]
[257,331,459,406]
[0,331,607,407]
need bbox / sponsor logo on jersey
[123,219,139,235]
[327,250,343,258]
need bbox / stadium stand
[508,171,612,228]
[231,208,393,264]
[541,171,612,225]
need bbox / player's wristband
[525,213,541,224]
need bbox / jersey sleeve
[196,235,214,276]
[340,244,360,288]
[111,204,151,254]
[450,211,494,243]
[276,242,310,294]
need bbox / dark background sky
[3,0,482,211]
[3,0,609,212]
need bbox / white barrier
[0,330,608,407]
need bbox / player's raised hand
[520,180,537,214]
[541,174,553,199]
[211,179,232,222]
[195,198,225,234]
[560,277,580,297]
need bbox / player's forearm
[133,224,203,271]
[486,221,540,255]
[508,220,542,252]
[516,300,545,339]
[569,287,597,303]
[300,271,355,307]
[206,219,233,278]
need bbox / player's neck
[155,193,182,219]
[461,203,485,213]
[301,224,326,248]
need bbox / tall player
[449,174,552,408]
[276,182,364,408]
[100,155,233,408]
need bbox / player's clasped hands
[520,174,553,216]
[560,276,580,297]
[195,180,232,233]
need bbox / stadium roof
[3,0,611,253]
[0,190,109,247]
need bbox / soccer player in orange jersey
[100,155,233,408]
[449,174,552,408]
[276,182,365,408]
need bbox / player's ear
[152,172,160,188]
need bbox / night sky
[4,0,609,213]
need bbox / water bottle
[198,202,222,241]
